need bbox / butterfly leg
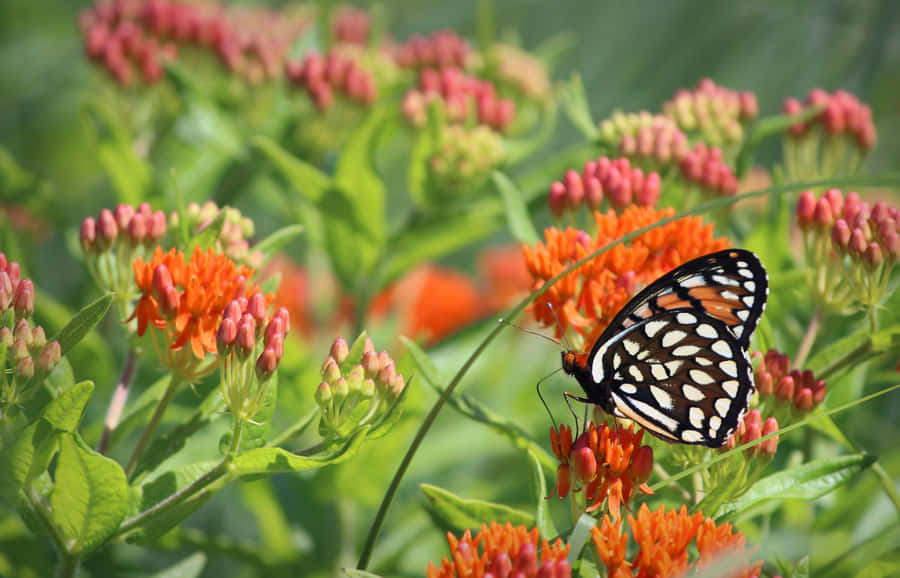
[536,374,559,430]
[563,391,592,436]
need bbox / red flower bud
[80,217,97,253]
[13,279,34,319]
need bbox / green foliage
[2,1,900,577]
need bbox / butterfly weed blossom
[592,503,763,578]
[549,422,653,518]
[427,522,570,578]
[130,246,266,381]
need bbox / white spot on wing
[676,312,698,325]
[745,280,756,291]
[681,430,704,443]
[690,369,714,385]
[696,324,718,339]
[739,268,754,279]
[696,357,713,366]
[722,380,740,397]
[720,360,738,378]
[651,364,668,381]
[712,274,739,287]
[623,339,640,356]
[721,290,740,301]
[644,320,669,338]
[619,383,638,394]
[650,385,674,409]
[626,397,680,431]
[613,353,622,368]
[661,330,688,347]
[665,360,683,374]
[673,345,701,357]
[628,365,644,381]
[682,384,705,401]
[680,276,706,288]
[689,406,705,428]
[709,416,722,431]
[711,340,732,358]
[715,398,731,417]
[736,310,750,321]
[742,295,755,306]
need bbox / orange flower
[477,244,532,312]
[591,503,763,578]
[130,247,266,378]
[370,264,484,346]
[522,205,729,343]
[427,522,570,578]
[549,422,654,518]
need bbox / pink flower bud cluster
[331,4,371,46]
[79,0,311,86]
[217,293,288,381]
[0,254,34,321]
[548,157,661,218]
[796,189,899,267]
[722,408,779,461]
[315,335,406,437]
[664,78,758,146]
[401,68,515,132]
[753,349,826,414]
[783,89,876,151]
[393,29,469,70]
[81,202,167,255]
[173,201,262,268]
[600,112,690,167]
[427,125,505,198]
[0,255,62,405]
[490,44,551,101]
[285,51,378,111]
[679,142,739,196]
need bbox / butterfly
[561,248,768,447]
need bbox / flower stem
[116,416,244,540]
[125,373,183,478]
[794,308,823,369]
[55,552,81,578]
[96,349,138,454]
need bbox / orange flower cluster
[549,423,653,518]
[131,247,266,378]
[522,205,729,344]
[427,522,570,578]
[592,504,762,578]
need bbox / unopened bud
[330,337,350,365]
[255,347,279,381]
[16,356,35,380]
[36,341,61,374]
[217,317,238,354]
[31,326,46,350]
[361,350,381,378]
[760,417,779,459]
[631,445,654,485]
[98,209,118,247]
[321,356,341,385]
[236,316,256,359]
[80,217,97,253]
[315,381,333,407]
[572,445,597,484]
[247,292,268,323]
[796,191,816,228]
[13,279,34,318]
[333,377,349,401]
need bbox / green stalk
[125,373,183,478]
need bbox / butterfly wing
[596,248,768,351]
[592,309,754,446]
[579,249,768,447]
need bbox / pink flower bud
[572,445,597,484]
[98,209,118,247]
[774,375,795,403]
[794,388,814,412]
[30,326,46,350]
[864,242,883,267]
[850,227,868,256]
[361,350,381,378]
[756,371,773,397]
[548,182,567,218]
[80,217,97,253]
[832,219,851,250]
[321,356,341,385]
[255,347,279,381]
[563,170,584,210]
[247,292,268,324]
[13,279,34,319]
[14,318,32,345]
[363,337,375,355]
[631,445,654,485]
[16,356,35,380]
[813,198,834,229]
[217,317,238,354]
[36,341,61,374]
[126,213,147,245]
[236,316,256,359]
[760,417,779,459]
[148,210,167,242]
[0,327,11,348]
[377,363,397,387]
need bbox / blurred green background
[2,1,900,576]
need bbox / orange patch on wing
[687,286,742,324]
[655,293,693,310]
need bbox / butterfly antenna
[498,318,563,348]
[536,368,562,430]
[563,392,581,436]
[546,303,574,352]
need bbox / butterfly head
[560,350,587,376]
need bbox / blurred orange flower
[427,522,570,578]
[592,503,763,578]
[522,205,729,345]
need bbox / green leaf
[567,513,596,564]
[230,427,369,476]
[40,380,94,433]
[253,135,331,203]
[82,99,152,205]
[558,74,598,141]
[333,107,387,239]
[52,293,113,358]
[49,434,128,554]
[126,461,222,543]
[528,449,557,541]
[492,171,539,244]
[253,224,305,264]
[239,374,277,452]
[149,553,207,578]
[853,560,900,578]
[238,480,293,563]
[401,337,557,472]
[380,208,502,286]
[420,483,534,534]
[792,556,810,578]
[343,331,371,373]
[715,453,876,520]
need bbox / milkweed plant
[1,2,899,577]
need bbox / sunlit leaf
[420,483,534,534]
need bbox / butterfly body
[562,249,768,448]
